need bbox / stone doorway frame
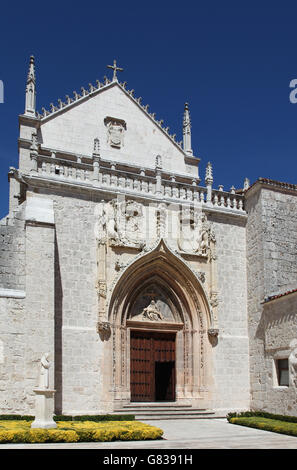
[104,239,216,411]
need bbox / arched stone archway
[103,239,215,410]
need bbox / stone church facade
[0,57,296,417]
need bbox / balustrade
[36,154,245,212]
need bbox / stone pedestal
[31,388,57,429]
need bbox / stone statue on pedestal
[31,353,56,429]
[39,353,50,389]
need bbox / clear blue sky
[1,0,297,218]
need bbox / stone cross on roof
[107,60,123,82]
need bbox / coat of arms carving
[104,116,126,149]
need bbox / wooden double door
[130,330,176,402]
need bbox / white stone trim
[0,288,26,298]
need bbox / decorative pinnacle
[183,102,193,155]
[183,102,191,132]
[25,55,36,116]
[205,162,213,184]
[107,59,123,82]
[243,177,250,190]
[27,55,36,84]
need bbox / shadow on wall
[54,234,63,414]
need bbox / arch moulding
[104,239,216,410]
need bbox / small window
[276,359,289,386]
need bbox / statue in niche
[289,340,297,387]
[39,353,50,389]
[196,229,209,256]
[196,213,216,257]
[106,207,119,242]
[156,203,167,239]
[95,200,120,244]
[95,200,107,243]
[142,300,164,321]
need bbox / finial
[183,102,193,156]
[25,55,36,116]
[107,59,124,82]
[243,177,250,190]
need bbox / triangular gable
[37,81,197,175]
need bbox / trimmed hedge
[227,411,297,438]
[0,420,163,443]
[0,414,135,422]
[227,410,297,424]
[0,415,34,421]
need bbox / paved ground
[1,418,297,450]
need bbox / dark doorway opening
[155,361,175,401]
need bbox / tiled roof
[263,288,297,303]
[245,177,297,194]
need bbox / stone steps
[113,402,216,420]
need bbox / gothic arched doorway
[105,240,215,410]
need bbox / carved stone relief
[142,300,164,321]
[104,116,126,149]
[177,206,200,253]
[96,198,145,249]
[129,284,176,323]
[177,209,215,257]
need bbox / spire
[183,102,193,156]
[25,55,36,116]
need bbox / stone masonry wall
[0,206,26,290]
[246,184,297,415]
[210,213,250,412]
[52,192,102,414]
[0,296,26,413]
[262,188,297,295]
[0,205,26,413]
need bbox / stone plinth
[31,388,57,429]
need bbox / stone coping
[0,288,26,298]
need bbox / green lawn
[229,416,297,437]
